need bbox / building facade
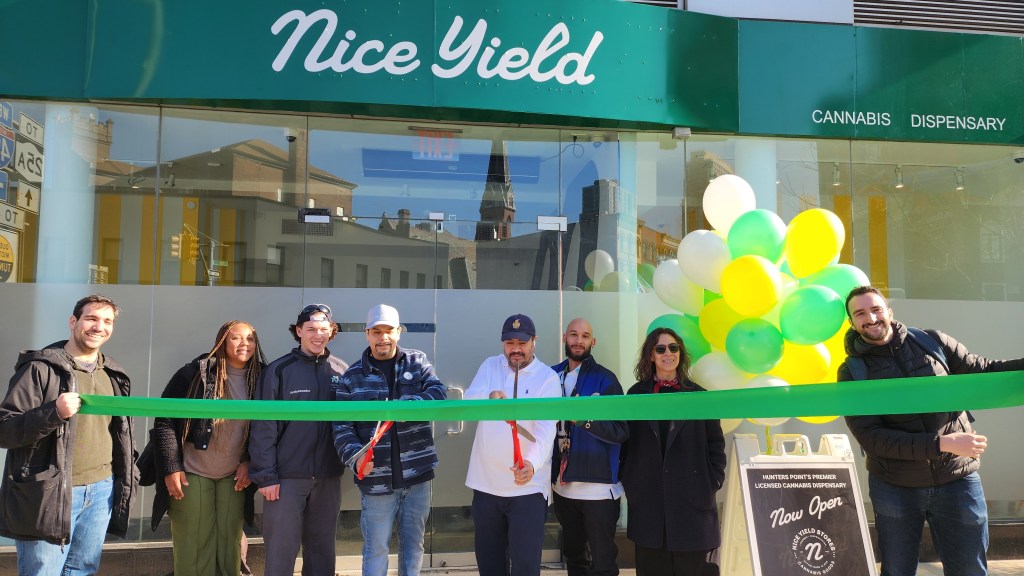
[1,0,1023,568]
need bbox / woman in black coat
[151,320,267,576]
[620,327,727,576]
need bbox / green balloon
[779,286,845,345]
[802,264,870,302]
[646,314,711,361]
[637,263,657,289]
[599,270,633,292]
[725,318,784,374]
[704,290,722,304]
[582,280,594,292]
[728,209,787,262]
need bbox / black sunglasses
[301,304,332,316]
[654,344,680,354]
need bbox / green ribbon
[79,371,1024,421]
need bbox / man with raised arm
[841,286,1024,576]
[465,314,561,576]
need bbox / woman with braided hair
[151,320,267,576]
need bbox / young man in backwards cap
[249,304,348,576]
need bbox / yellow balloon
[762,273,799,326]
[721,418,744,434]
[784,209,845,278]
[699,298,744,350]
[721,255,783,317]
[778,327,843,423]
[821,320,851,383]
[798,416,840,424]
[768,342,829,385]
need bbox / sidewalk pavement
[336,561,1024,575]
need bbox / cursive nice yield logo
[271,10,605,86]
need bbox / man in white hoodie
[465,314,560,576]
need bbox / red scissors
[349,420,394,480]
[508,360,524,470]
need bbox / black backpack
[844,327,949,381]
[845,327,974,423]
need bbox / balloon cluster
[647,175,870,427]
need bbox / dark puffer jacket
[840,320,1024,488]
[0,342,137,544]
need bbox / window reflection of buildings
[91,132,359,286]
[684,151,731,233]
[476,178,650,291]
[637,221,679,266]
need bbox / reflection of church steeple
[475,139,516,241]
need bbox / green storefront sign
[738,21,1024,144]
[0,0,1020,144]
[82,0,738,131]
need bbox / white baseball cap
[366,304,400,329]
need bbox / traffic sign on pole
[16,182,38,214]
[0,102,14,170]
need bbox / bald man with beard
[550,318,628,576]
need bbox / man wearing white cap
[334,304,446,576]
[464,313,561,576]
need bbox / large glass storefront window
[849,141,1024,301]
[1,100,1022,558]
[155,109,310,287]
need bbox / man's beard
[564,342,591,363]
[506,351,532,368]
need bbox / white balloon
[703,175,756,234]
[652,259,705,316]
[747,374,790,388]
[748,417,791,427]
[690,351,750,391]
[584,250,615,284]
[676,230,730,294]
[720,418,744,434]
[747,376,790,425]
[598,270,632,292]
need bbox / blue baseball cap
[501,314,536,341]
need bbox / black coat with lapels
[619,379,727,552]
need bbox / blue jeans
[869,472,988,576]
[360,481,431,576]
[16,475,114,576]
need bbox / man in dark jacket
[0,294,137,576]
[841,286,1024,576]
[334,304,446,576]
[249,303,348,576]
[550,318,627,576]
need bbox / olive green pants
[168,472,244,576]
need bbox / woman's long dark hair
[633,327,691,384]
[206,320,267,402]
[183,321,267,440]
